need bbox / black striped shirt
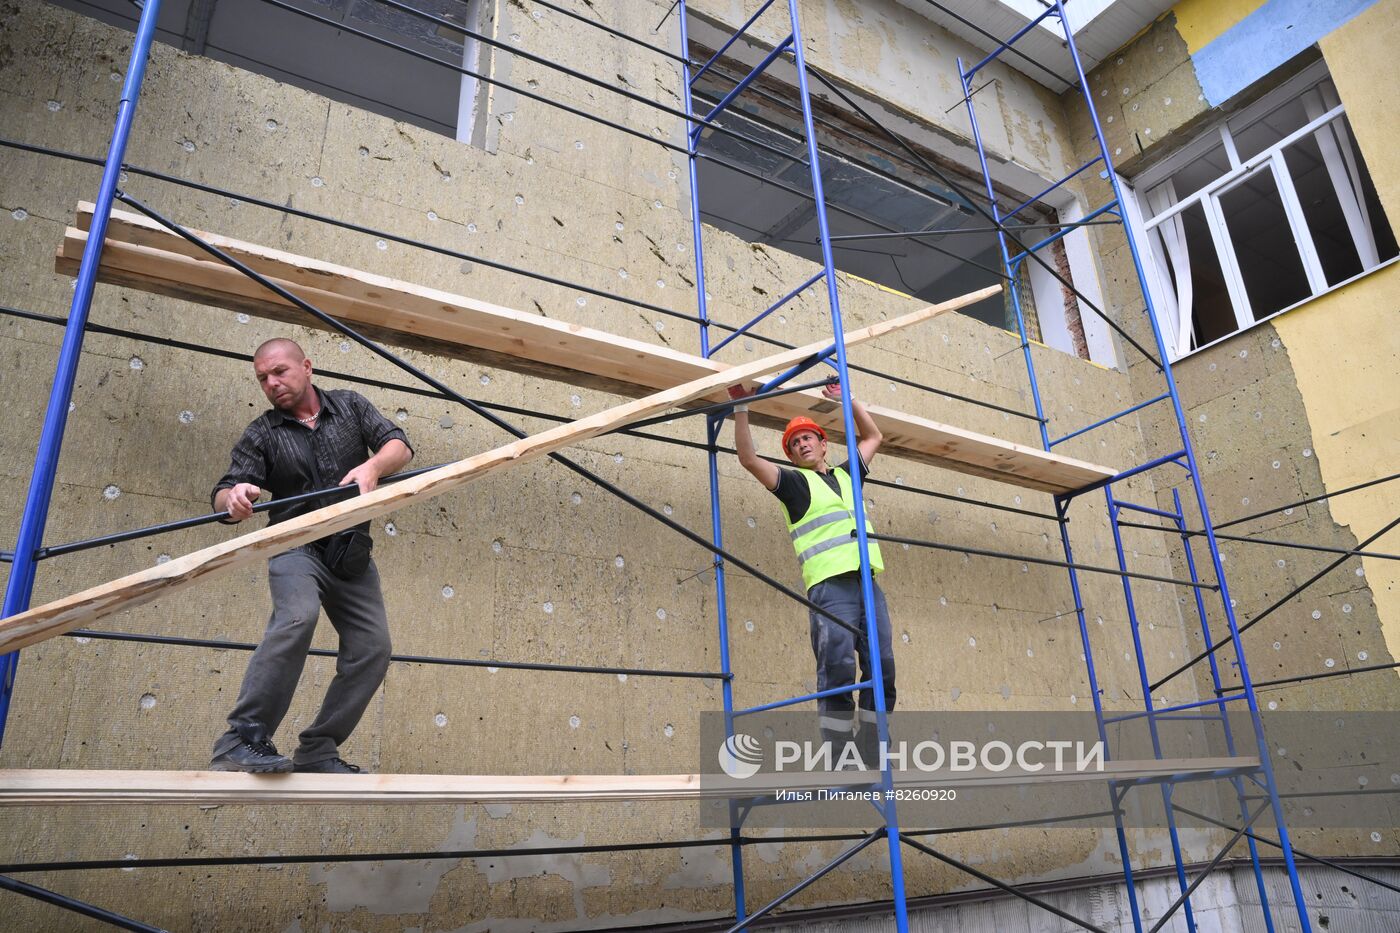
[211,387,411,533]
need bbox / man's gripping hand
[224,482,262,522]
[338,462,383,496]
[728,384,756,415]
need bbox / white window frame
[455,0,495,149]
[1126,60,1389,360]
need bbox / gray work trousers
[808,572,896,739]
[212,547,392,765]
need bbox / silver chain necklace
[294,409,320,425]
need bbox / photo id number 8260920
[890,788,957,802]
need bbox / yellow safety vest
[786,466,883,591]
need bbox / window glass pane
[1283,126,1363,285]
[1349,126,1400,261]
[1231,78,1338,162]
[1217,168,1312,320]
[1147,203,1234,349]
[1282,115,1400,286]
[51,0,473,139]
[1144,137,1231,213]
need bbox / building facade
[0,0,1395,928]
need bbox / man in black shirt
[209,338,413,774]
[731,381,895,767]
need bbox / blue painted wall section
[1192,0,1380,106]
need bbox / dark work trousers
[808,572,896,744]
[212,548,392,765]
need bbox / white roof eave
[893,0,1173,90]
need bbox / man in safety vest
[730,381,894,766]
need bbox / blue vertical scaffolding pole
[783,2,911,924]
[958,2,1311,930]
[0,0,166,747]
[677,2,748,919]
[1166,485,1278,930]
[679,1,909,928]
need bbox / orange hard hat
[781,417,827,461]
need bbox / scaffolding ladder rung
[1009,199,1120,265]
[1050,392,1172,449]
[1006,155,1104,220]
[735,680,873,717]
[960,5,1061,81]
[695,34,793,129]
[709,270,824,357]
[689,0,782,85]
[1112,498,1183,522]
[1103,450,1190,486]
[1103,693,1249,725]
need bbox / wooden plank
[0,758,1260,806]
[59,227,716,399]
[0,295,975,655]
[60,204,1117,494]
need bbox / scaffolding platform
[59,203,1116,495]
[0,758,1260,806]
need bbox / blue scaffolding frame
[3,0,1394,929]
[956,3,1311,930]
[680,1,909,926]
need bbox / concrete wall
[766,864,1400,931]
[1,0,1389,928]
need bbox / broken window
[1130,59,1397,361]
[683,11,1072,337]
[46,0,496,143]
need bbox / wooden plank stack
[58,204,1117,494]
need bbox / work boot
[856,725,883,772]
[209,738,293,773]
[819,728,862,771]
[294,757,364,774]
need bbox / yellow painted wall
[1274,262,1400,666]
[1291,0,1400,666]
[1170,0,1269,54]
[1163,0,1400,667]
[1320,0,1400,224]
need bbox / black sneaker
[294,757,363,774]
[209,739,293,773]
